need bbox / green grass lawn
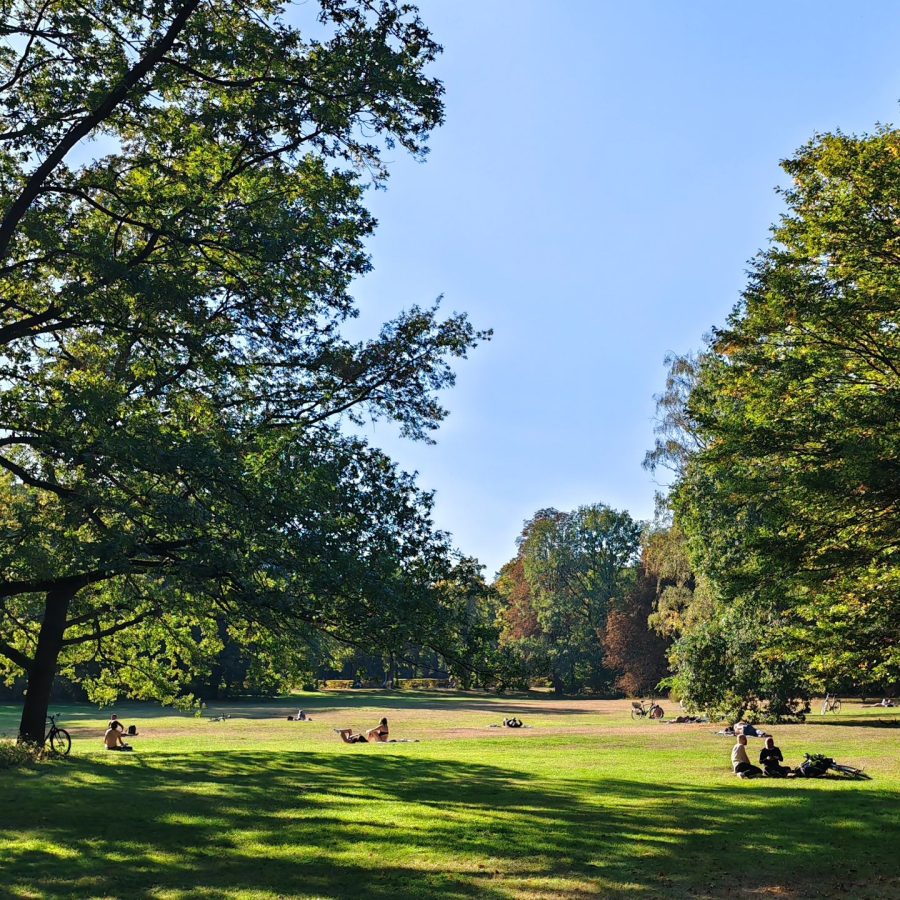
[1,693,898,899]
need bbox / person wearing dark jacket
[759,737,791,777]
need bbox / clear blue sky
[346,1,900,578]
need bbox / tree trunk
[552,671,564,695]
[18,586,74,744]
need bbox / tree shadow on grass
[2,751,898,899]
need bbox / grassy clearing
[1,694,898,899]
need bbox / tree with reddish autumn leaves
[496,505,643,694]
[604,570,669,697]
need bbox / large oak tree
[0,0,489,742]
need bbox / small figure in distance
[104,724,133,752]
[733,720,770,738]
[366,717,389,742]
[732,734,762,778]
[336,718,416,744]
[288,709,311,721]
[759,736,792,777]
[503,717,524,728]
[335,728,368,744]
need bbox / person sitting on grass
[104,725,133,751]
[366,717,389,742]
[107,713,138,736]
[759,737,791,777]
[731,734,762,778]
[503,717,523,728]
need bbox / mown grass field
[1,693,898,899]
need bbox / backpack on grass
[797,753,832,777]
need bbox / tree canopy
[497,504,643,693]
[0,0,490,741]
[656,126,900,700]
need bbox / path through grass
[1,694,898,898]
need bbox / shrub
[396,678,449,690]
[0,740,41,769]
[322,680,355,690]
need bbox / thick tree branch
[61,611,152,646]
[0,0,202,261]
[0,635,32,670]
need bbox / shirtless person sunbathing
[104,726,132,751]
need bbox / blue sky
[346,1,900,578]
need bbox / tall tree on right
[671,126,900,691]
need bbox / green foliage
[497,505,643,693]
[0,0,491,738]
[670,126,900,689]
[396,678,449,690]
[0,739,40,769]
[664,604,810,722]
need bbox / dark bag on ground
[797,755,831,777]
[127,724,138,735]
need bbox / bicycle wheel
[832,699,841,713]
[831,763,870,780]
[49,728,71,756]
[631,709,642,720]
[650,705,664,719]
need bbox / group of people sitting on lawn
[731,734,793,778]
[103,714,137,751]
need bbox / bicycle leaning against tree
[42,713,72,755]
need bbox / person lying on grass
[759,737,792,777]
[732,734,762,778]
[104,726,133,752]
[733,721,770,738]
[335,719,388,744]
[335,719,417,744]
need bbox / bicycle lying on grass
[43,714,71,756]
[631,699,664,720]
[796,752,870,779]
